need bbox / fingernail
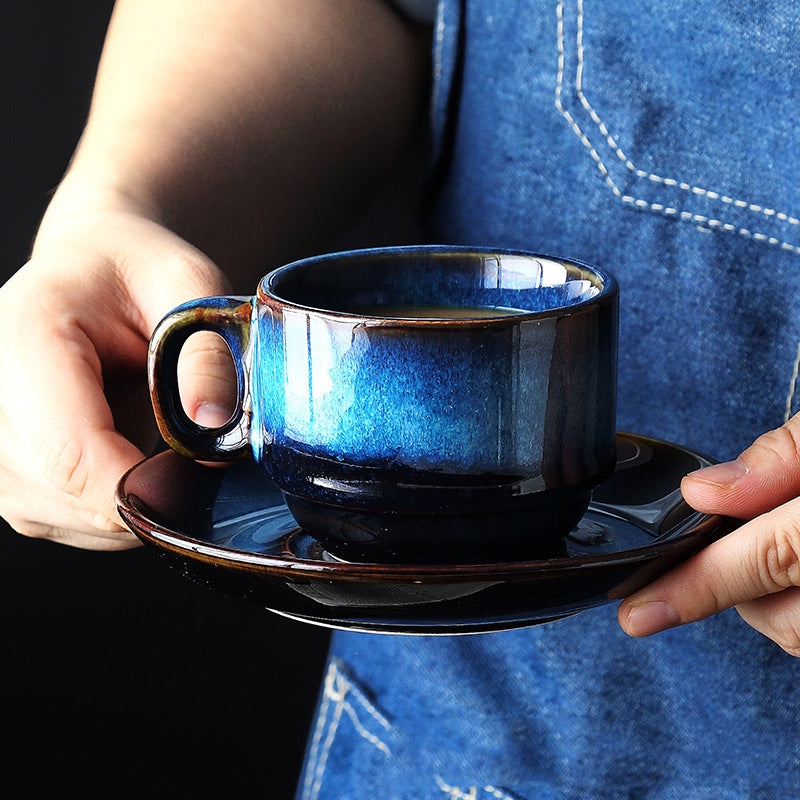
[687,458,749,486]
[193,402,232,428]
[623,600,681,637]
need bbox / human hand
[0,201,235,550]
[618,416,800,656]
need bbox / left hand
[618,415,800,656]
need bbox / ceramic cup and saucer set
[116,246,733,634]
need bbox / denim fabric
[301,613,798,799]
[297,1,800,797]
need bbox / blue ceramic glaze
[256,296,559,475]
[150,246,618,561]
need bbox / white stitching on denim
[785,342,800,422]
[555,0,800,255]
[436,777,520,800]
[302,660,392,800]
[573,0,800,228]
[302,662,346,800]
[340,701,392,756]
[555,2,620,199]
[484,787,517,800]
[436,776,479,799]
[308,675,347,800]
[338,669,393,733]
[301,661,337,800]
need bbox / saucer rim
[119,507,730,581]
[116,432,734,582]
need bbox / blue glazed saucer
[116,433,735,635]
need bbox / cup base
[282,489,591,564]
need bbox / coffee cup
[148,245,618,562]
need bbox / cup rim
[257,244,618,324]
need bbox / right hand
[0,201,236,550]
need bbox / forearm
[36,0,430,284]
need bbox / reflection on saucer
[117,433,735,635]
[566,518,615,549]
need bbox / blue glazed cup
[148,246,618,562]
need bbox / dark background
[0,3,335,796]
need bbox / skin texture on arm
[40,0,430,276]
[0,0,430,549]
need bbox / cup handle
[148,296,253,460]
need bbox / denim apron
[297,2,800,797]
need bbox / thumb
[127,231,239,429]
[176,330,239,428]
[681,414,800,519]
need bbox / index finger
[618,497,800,636]
[0,313,145,529]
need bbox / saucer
[116,433,734,635]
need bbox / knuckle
[12,518,57,540]
[167,252,228,298]
[177,333,238,402]
[768,620,800,658]
[83,505,125,533]
[179,333,235,372]
[757,512,800,591]
[701,580,728,618]
[33,430,90,499]
[751,422,800,470]
[779,640,800,659]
